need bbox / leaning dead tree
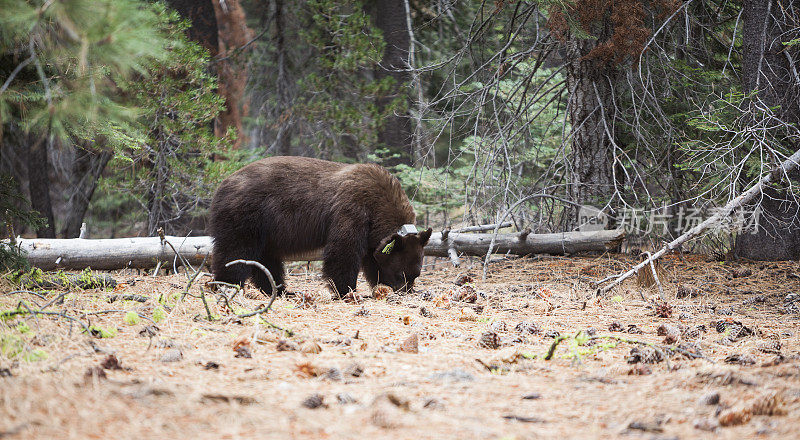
[7,227,624,271]
[598,148,800,294]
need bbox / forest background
[1,0,799,269]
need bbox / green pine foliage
[0,174,44,271]
[0,0,184,241]
[97,6,232,234]
[0,0,172,144]
[0,2,232,236]
[295,0,401,159]
[247,0,401,160]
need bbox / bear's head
[374,227,433,292]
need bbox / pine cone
[373,284,391,300]
[454,273,474,286]
[626,346,664,364]
[399,333,419,353]
[676,285,702,298]
[452,285,477,303]
[757,339,782,354]
[655,301,673,318]
[515,320,541,335]
[478,331,501,349]
[751,391,786,416]
[608,321,624,332]
[386,293,402,305]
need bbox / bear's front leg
[322,216,367,297]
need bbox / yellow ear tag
[382,240,395,254]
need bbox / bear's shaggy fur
[209,156,432,296]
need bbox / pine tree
[0,0,172,238]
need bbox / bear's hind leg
[212,252,251,287]
[211,241,260,288]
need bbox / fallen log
[10,236,214,271]
[424,229,624,258]
[7,229,624,271]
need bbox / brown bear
[208,156,432,296]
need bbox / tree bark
[164,0,219,55]
[742,0,800,123]
[565,37,617,225]
[425,229,624,258]
[0,124,31,236]
[373,0,414,164]
[12,230,625,271]
[272,0,294,156]
[735,0,800,261]
[27,133,55,238]
[733,182,800,260]
[61,146,112,238]
[212,0,253,149]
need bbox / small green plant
[0,332,47,362]
[23,349,48,362]
[152,306,166,323]
[0,310,18,322]
[0,333,23,358]
[15,322,30,334]
[123,311,141,326]
[9,267,45,288]
[157,292,181,308]
[86,325,117,338]
[563,331,620,360]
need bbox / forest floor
[1,253,799,439]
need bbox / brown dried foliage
[547,0,679,67]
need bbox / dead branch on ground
[596,148,800,295]
[225,259,281,318]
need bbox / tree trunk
[27,133,56,238]
[0,124,31,236]
[373,0,414,164]
[146,136,173,236]
[272,0,294,156]
[741,0,800,124]
[735,0,800,261]
[61,146,112,238]
[212,0,253,149]
[565,38,616,225]
[164,0,219,55]
[733,182,800,261]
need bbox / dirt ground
[1,253,799,439]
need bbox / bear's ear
[375,233,403,260]
[419,228,432,246]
